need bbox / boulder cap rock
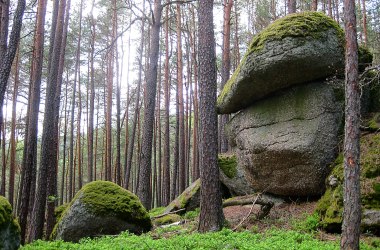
[217,11,345,114]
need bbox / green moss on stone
[317,132,380,231]
[54,203,69,221]
[250,12,344,53]
[217,12,344,111]
[153,214,181,226]
[51,181,152,239]
[358,46,373,72]
[149,207,166,217]
[0,196,12,227]
[218,154,237,178]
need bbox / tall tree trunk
[60,84,69,205]
[198,0,224,233]
[361,0,367,46]
[287,0,296,13]
[29,0,68,241]
[176,3,186,194]
[312,0,318,10]
[162,4,171,206]
[124,4,145,189]
[9,48,19,207]
[341,0,361,249]
[137,0,162,209]
[219,0,233,153]
[18,0,47,242]
[105,31,113,182]
[0,0,26,199]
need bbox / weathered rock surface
[164,179,200,214]
[53,181,152,242]
[218,154,256,196]
[226,81,343,196]
[316,131,380,235]
[217,12,344,114]
[0,196,20,250]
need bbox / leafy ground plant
[21,228,377,250]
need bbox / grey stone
[362,209,380,234]
[226,81,343,196]
[217,13,344,114]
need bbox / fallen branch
[151,208,186,219]
[230,193,274,231]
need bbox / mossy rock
[217,11,344,114]
[218,154,237,178]
[53,181,152,242]
[153,214,181,226]
[358,46,373,73]
[316,132,380,233]
[0,196,20,250]
[164,179,201,214]
[54,203,69,221]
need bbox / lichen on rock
[217,11,345,114]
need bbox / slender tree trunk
[0,0,26,200]
[312,0,318,11]
[162,4,171,205]
[124,5,145,189]
[60,84,68,205]
[198,0,224,233]
[341,0,361,249]
[137,0,162,209]
[9,48,19,207]
[287,0,296,13]
[361,0,367,46]
[176,3,186,194]
[219,0,233,153]
[29,0,68,241]
[18,0,47,242]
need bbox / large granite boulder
[0,196,20,250]
[217,12,344,114]
[316,132,380,235]
[53,181,152,242]
[226,81,343,196]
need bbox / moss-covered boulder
[316,133,380,234]
[0,196,20,250]
[164,179,200,214]
[358,46,373,73]
[217,12,344,114]
[53,181,152,242]
[218,154,255,196]
[226,81,343,196]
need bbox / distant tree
[197,0,224,232]
[287,0,296,13]
[341,0,361,249]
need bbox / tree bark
[29,0,67,241]
[18,0,47,242]
[198,0,224,233]
[137,0,162,209]
[287,0,296,13]
[9,48,20,207]
[162,4,171,206]
[219,0,233,153]
[176,3,186,194]
[341,0,361,249]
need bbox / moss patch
[316,132,380,232]
[217,12,344,113]
[52,181,152,239]
[249,12,344,53]
[153,214,181,226]
[218,154,237,178]
[359,46,373,72]
[165,179,201,214]
[0,196,12,227]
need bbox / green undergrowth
[21,227,378,250]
